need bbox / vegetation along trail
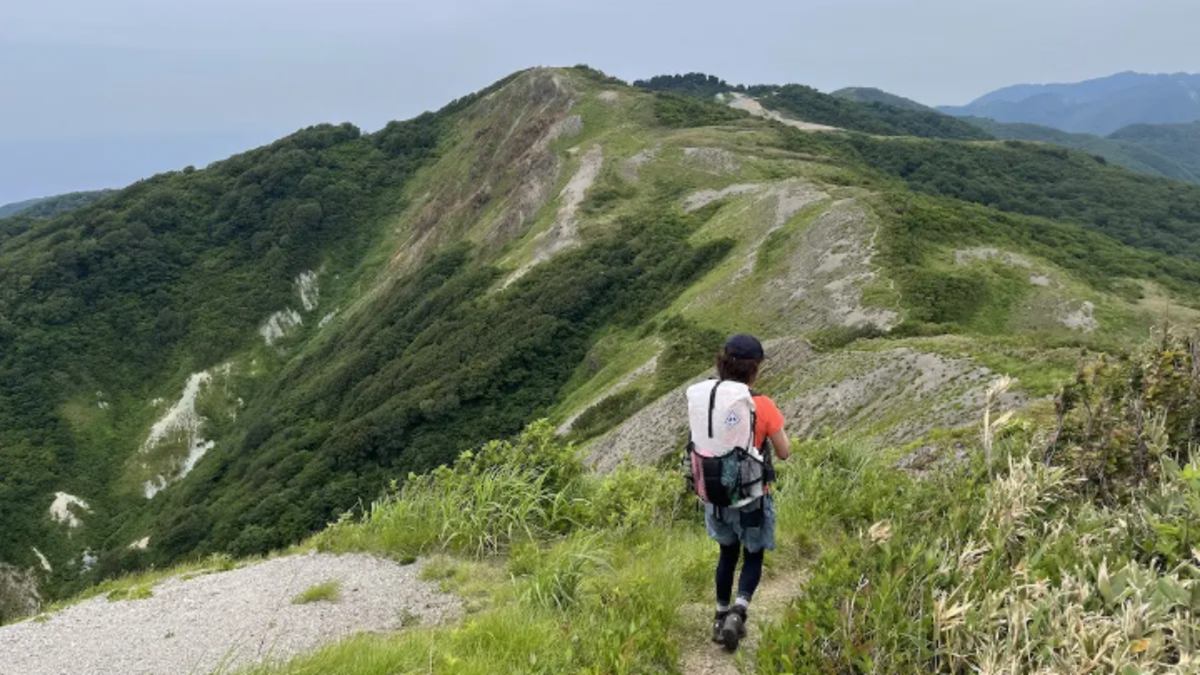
[3,65,1200,673]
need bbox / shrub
[1047,329,1200,498]
[652,92,748,128]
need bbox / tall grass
[315,421,686,558]
[247,334,1200,674]
[253,421,718,674]
[756,333,1200,674]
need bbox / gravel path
[0,553,459,675]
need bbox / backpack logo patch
[724,412,741,426]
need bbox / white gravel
[0,553,460,675]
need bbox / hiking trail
[0,553,459,675]
[678,567,807,675]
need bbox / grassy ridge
[237,419,813,675]
[248,334,1200,674]
[633,72,992,140]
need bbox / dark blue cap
[724,334,766,360]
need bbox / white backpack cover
[684,379,765,508]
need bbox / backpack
[682,379,766,508]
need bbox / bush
[1047,330,1200,499]
[808,324,888,351]
[652,92,748,128]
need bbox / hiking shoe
[719,605,747,652]
[711,610,729,643]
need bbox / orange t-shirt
[752,395,785,455]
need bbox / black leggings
[716,543,764,605]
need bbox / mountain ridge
[830,86,933,111]
[940,71,1200,135]
[3,65,1200,624]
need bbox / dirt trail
[727,93,840,132]
[505,144,604,285]
[678,568,807,675]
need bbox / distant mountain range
[819,73,1200,185]
[940,72,1200,135]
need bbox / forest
[0,78,506,588]
[845,133,1200,264]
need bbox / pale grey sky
[2,0,1198,204]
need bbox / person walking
[684,334,790,651]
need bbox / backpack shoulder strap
[707,379,723,439]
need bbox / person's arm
[769,428,790,461]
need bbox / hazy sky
[2,0,1198,204]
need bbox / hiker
[684,334,790,651]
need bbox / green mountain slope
[635,73,993,140]
[0,190,115,220]
[845,134,1200,263]
[746,84,991,139]
[831,86,932,111]
[960,117,1200,183]
[964,117,1200,181]
[0,79,503,592]
[1111,120,1200,182]
[4,66,1200,613]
